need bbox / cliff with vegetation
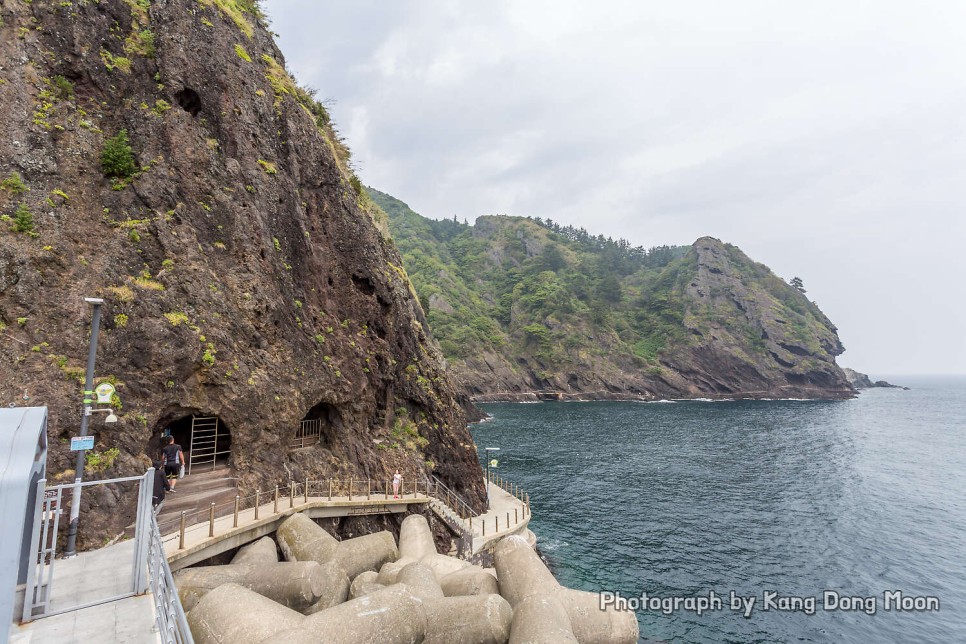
[0,0,484,547]
[370,188,854,401]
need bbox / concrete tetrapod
[423,594,513,644]
[276,513,338,562]
[376,557,417,585]
[441,565,501,597]
[262,584,428,644]
[396,561,445,600]
[186,582,305,644]
[276,512,399,579]
[420,551,471,582]
[398,513,437,561]
[330,530,399,579]
[493,535,560,606]
[558,587,640,644]
[348,570,384,600]
[494,535,638,644]
[301,560,351,614]
[174,561,347,613]
[230,536,279,565]
[509,594,579,644]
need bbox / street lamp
[90,408,119,424]
[484,447,500,509]
[64,297,105,558]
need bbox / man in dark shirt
[151,460,171,513]
[161,435,185,491]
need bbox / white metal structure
[188,416,226,474]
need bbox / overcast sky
[263,0,966,375]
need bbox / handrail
[160,474,533,564]
[161,477,433,544]
[427,475,479,519]
[148,512,193,643]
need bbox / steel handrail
[148,512,193,643]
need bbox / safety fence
[161,476,432,547]
[147,508,194,643]
[20,470,193,642]
[163,473,532,560]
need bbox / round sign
[94,382,116,404]
[489,459,499,468]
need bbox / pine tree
[12,203,34,234]
[101,129,137,179]
[789,276,806,293]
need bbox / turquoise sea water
[472,377,965,643]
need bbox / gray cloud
[264,0,966,374]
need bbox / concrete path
[449,481,532,553]
[162,479,532,569]
[9,594,157,644]
[10,540,157,644]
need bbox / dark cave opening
[175,88,202,116]
[295,401,342,450]
[153,413,232,474]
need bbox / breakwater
[176,511,639,643]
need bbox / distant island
[370,188,855,402]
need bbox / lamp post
[64,298,105,558]
[484,447,500,510]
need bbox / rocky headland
[842,368,908,390]
[372,189,856,402]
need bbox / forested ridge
[369,188,853,400]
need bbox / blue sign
[70,436,94,451]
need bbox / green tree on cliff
[789,276,806,293]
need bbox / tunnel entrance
[294,402,341,450]
[162,414,232,474]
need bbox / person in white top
[392,470,402,498]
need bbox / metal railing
[147,510,193,643]
[476,471,531,540]
[21,472,153,622]
[292,419,322,449]
[426,475,479,519]
[162,476,434,547]
[160,472,531,563]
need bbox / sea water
[472,376,965,643]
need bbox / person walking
[392,470,402,498]
[162,435,185,491]
[151,460,171,514]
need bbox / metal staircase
[426,476,484,562]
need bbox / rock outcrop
[842,368,907,390]
[0,0,484,546]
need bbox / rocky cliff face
[374,190,854,401]
[653,237,853,399]
[0,0,484,546]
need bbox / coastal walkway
[9,540,157,643]
[162,474,531,570]
[11,472,531,643]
